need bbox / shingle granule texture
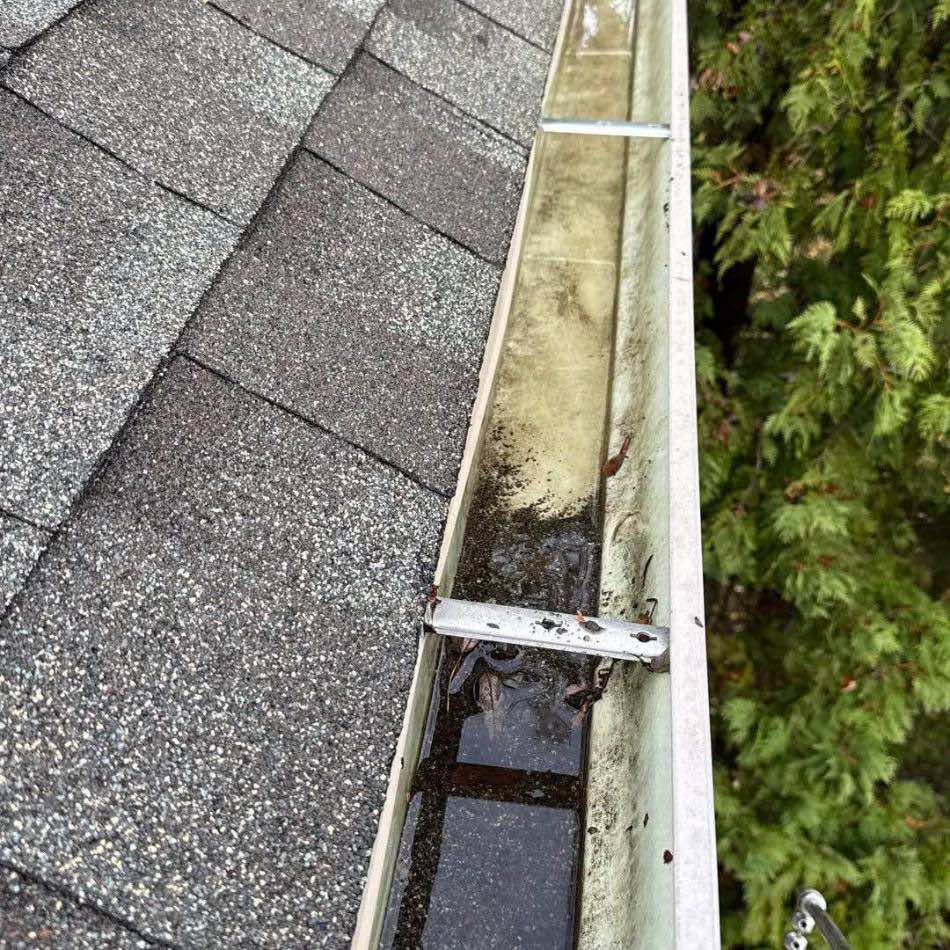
[0,867,140,949]
[0,513,49,611]
[307,53,526,263]
[184,152,499,496]
[463,0,565,49]
[212,0,383,73]
[0,358,445,947]
[4,0,333,222]
[0,90,237,527]
[366,0,549,147]
[0,0,79,48]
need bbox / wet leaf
[580,618,604,633]
[447,640,481,705]
[636,598,659,624]
[602,435,631,477]
[477,670,505,739]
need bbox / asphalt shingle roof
[1,866,140,949]
[0,89,237,526]
[0,1,79,49]
[366,0,550,146]
[4,0,333,222]
[0,359,444,946]
[212,0,384,73]
[184,152,499,496]
[0,0,565,941]
[463,0,565,49]
[0,514,48,612]
[308,52,527,263]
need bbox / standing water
[379,1,637,945]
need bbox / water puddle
[377,1,637,943]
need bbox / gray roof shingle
[4,0,333,222]
[0,867,139,949]
[463,0,565,49]
[0,513,48,611]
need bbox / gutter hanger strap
[425,597,670,665]
[539,117,672,138]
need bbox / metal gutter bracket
[425,597,670,667]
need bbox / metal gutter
[352,0,719,943]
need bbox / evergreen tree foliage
[687,0,950,944]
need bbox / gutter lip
[666,0,721,942]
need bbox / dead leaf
[446,639,481,706]
[580,618,604,633]
[636,598,658,624]
[477,670,504,739]
[602,435,631,477]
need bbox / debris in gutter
[636,597,659,624]
[602,434,631,477]
[476,670,505,740]
[574,610,604,633]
